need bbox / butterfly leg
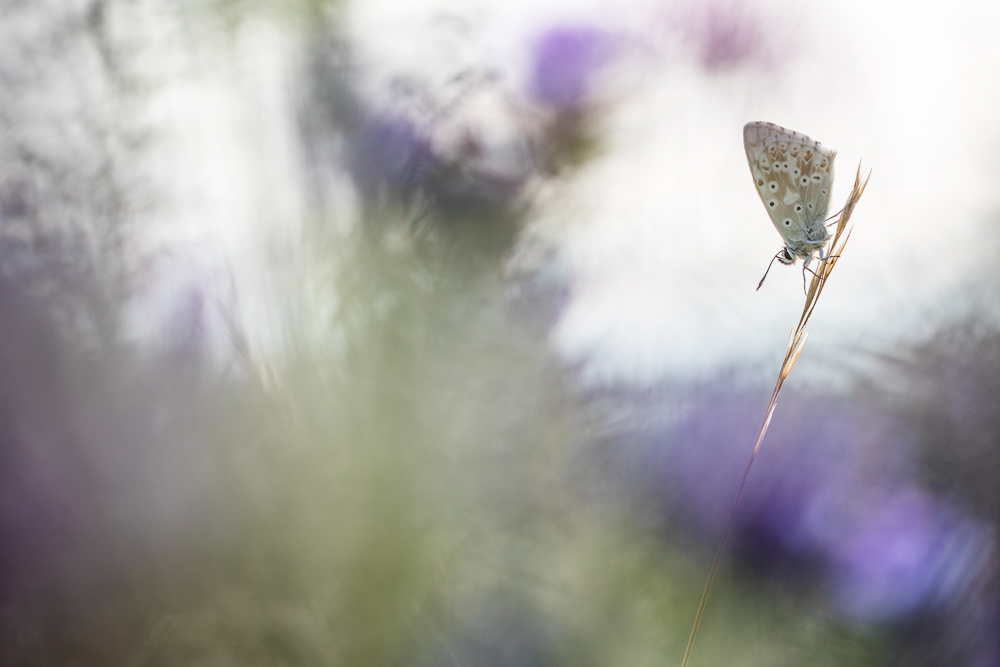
[800,254,822,294]
[817,245,841,264]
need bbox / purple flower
[638,387,993,623]
[828,488,989,622]
[345,108,532,211]
[347,112,435,195]
[655,393,882,577]
[673,2,764,70]
[529,27,615,112]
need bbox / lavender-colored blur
[529,27,616,112]
[829,488,986,621]
[347,112,436,196]
[673,2,764,70]
[616,381,998,662]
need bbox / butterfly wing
[743,122,835,258]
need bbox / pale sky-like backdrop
[128,0,1000,385]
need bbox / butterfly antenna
[825,208,845,226]
[756,252,783,291]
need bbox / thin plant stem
[679,165,869,667]
[679,391,778,667]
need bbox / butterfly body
[743,122,836,268]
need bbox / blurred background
[1,0,998,665]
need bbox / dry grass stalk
[680,164,870,667]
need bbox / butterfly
[743,122,836,289]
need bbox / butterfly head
[777,247,796,265]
